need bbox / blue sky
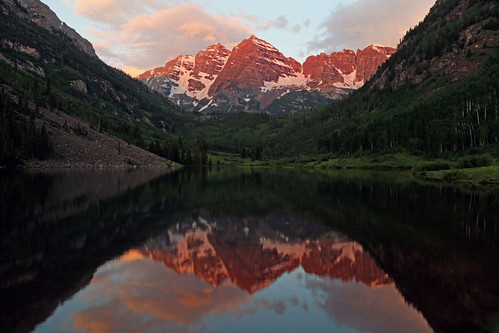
[43,0,435,76]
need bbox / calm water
[1,168,498,333]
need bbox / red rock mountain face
[137,55,194,81]
[190,43,230,92]
[137,226,392,294]
[303,45,395,91]
[356,45,397,82]
[209,35,302,94]
[138,36,395,113]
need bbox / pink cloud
[120,65,148,77]
[84,4,252,70]
[176,22,217,41]
[74,0,188,25]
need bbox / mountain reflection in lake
[36,216,431,333]
[1,168,498,333]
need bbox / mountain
[138,35,395,115]
[0,0,183,166]
[303,45,395,91]
[138,43,231,106]
[202,0,497,158]
[305,0,499,156]
[136,218,392,294]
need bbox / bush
[457,154,493,169]
[415,162,451,172]
[442,170,466,181]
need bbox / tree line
[317,81,499,155]
[0,88,52,166]
[148,136,210,167]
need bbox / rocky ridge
[138,36,395,114]
[371,0,498,91]
[1,0,96,57]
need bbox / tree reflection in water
[1,168,498,333]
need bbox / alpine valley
[1,1,499,333]
[0,0,498,173]
[138,36,395,115]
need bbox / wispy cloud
[74,0,191,26]
[258,15,289,30]
[75,3,252,72]
[308,0,435,53]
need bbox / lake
[1,167,498,333]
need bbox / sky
[43,0,436,76]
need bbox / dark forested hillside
[1,0,498,166]
[266,0,499,157]
[0,0,187,165]
[173,0,498,163]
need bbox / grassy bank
[208,151,499,186]
[419,165,499,185]
[210,151,454,170]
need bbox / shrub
[415,162,451,172]
[442,170,466,181]
[457,154,493,169]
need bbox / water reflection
[0,168,168,246]
[1,168,498,333]
[36,215,431,333]
[140,216,392,292]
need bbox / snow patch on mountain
[334,69,364,89]
[199,99,213,112]
[137,36,395,113]
[250,35,278,52]
[261,73,309,93]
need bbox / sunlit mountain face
[137,35,395,114]
[34,215,432,333]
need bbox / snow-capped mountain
[138,43,230,104]
[137,36,395,114]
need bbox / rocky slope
[138,36,395,115]
[372,0,498,91]
[0,0,181,167]
[1,0,96,57]
[15,93,176,168]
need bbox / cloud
[256,15,310,33]
[273,16,289,29]
[291,24,302,33]
[257,15,291,31]
[74,0,189,26]
[72,2,252,72]
[308,0,435,53]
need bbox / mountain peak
[245,35,277,51]
[207,42,227,50]
[139,36,395,113]
[364,44,395,54]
